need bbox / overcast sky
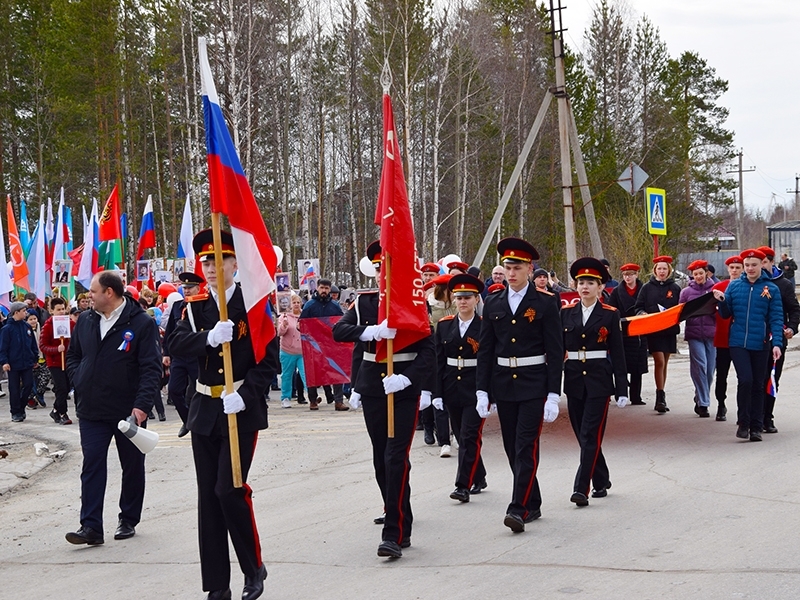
[562,0,800,217]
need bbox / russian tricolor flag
[177,194,194,263]
[136,195,156,260]
[766,362,777,398]
[198,37,277,362]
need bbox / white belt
[447,357,477,368]
[567,350,608,361]
[362,352,418,363]
[196,380,245,398]
[497,355,545,367]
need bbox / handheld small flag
[766,361,777,398]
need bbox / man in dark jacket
[65,271,162,546]
[299,278,348,410]
[0,302,39,422]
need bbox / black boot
[629,373,645,405]
[763,395,777,432]
[715,400,727,421]
[655,389,667,413]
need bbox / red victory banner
[299,316,353,388]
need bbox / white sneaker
[281,399,292,408]
[439,444,451,458]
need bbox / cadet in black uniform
[433,274,487,503]
[476,237,563,533]
[163,271,204,437]
[562,258,628,507]
[332,241,436,559]
[168,229,279,600]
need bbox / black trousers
[628,371,642,403]
[567,393,611,496]
[7,368,33,416]
[715,347,732,403]
[729,347,769,432]
[192,428,262,592]
[78,418,146,532]
[168,357,197,423]
[495,399,545,520]
[308,383,343,403]
[48,366,71,416]
[447,402,486,489]
[361,394,418,545]
[422,404,450,445]
[763,341,786,422]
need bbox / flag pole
[385,253,395,438]
[211,212,243,488]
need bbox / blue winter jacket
[718,270,784,351]
[0,319,38,370]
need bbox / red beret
[421,262,441,274]
[487,283,505,294]
[446,261,469,272]
[619,263,640,272]
[687,259,709,272]
[741,249,766,261]
[757,246,775,259]
[652,255,673,264]
[724,255,743,266]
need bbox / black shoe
[400,538,411,548]
[423,430,435,445]
[49,408,61,423]
[716,403,727,421]
[158,411,166,422]
[749,430,763,442]
[630,398,646,405]
[736,425,749,439]
[524,509,542,523]
[271,384,281,391]
[326,397,334,404]
[503,513,525,533]
[570,491,589,507]
[38,396,46,407]
[166,398,174,405]
[242,563,267,600]
[450,487,470,502]
[60,414,73,425]
[415,421,424,431]
[178,424,189,438]
[469,479,488,494]
[205,590,232,600]
[377,541,403,558]
[373,513,385,525]
[66,525,104,545]
[114,520,136,540]
[147,410,155,420]
[697,406,710,418]
[592,482,611,498]
[11,414,24,423]
[655,390,667,413]
[763,420,778,433]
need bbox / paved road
[1,340,799,599]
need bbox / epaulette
[601,303,618,311]
[438,315,456,322]
[185,292,209,303]
[536,288,554,296]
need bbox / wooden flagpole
[211,212,243,488]
[60,337,65,370]
[385,253,395,438]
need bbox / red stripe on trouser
[243,434,262,567]
[395,401,420,544]
[467,417,486,488]
[521,409,545,517]
[585,398,610,495]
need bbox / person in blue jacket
[713,249,784,442]
[0,302,39,422]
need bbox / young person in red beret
[711,256,743,421]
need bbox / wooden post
[554,35,577,276]
[60,337,65,370]
[211,212,243,488]
[384,254,395,438]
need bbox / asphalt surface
[1,338,799,600]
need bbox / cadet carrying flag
[373,91,430,361]
[198,36,277,363]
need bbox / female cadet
[634,255,681,413]
[561,258,628,507]
[607,263,648,405]
[433,274,488,503]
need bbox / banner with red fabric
[622,292,717,336]
[299,316,353,388]
[373,93,430,361]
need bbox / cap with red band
[446,261,470,272]
[193,228,235,261]
[448,274,485,296]
[497,237,539,263]
[421,262,440,274]
[570,257,610,284]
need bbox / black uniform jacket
[476,284,563,401]
[434,314,481,406]
[607,280,648,374]
[332,291,435,400]
[162,299,184,358]
[634,275,682,335]
[772,272,800,340]
[168,285,279,436]
[67,297,162,422]
[561,302,628,399]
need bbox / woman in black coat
[607,263,648,405]
[634,256,681,413]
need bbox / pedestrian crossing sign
[646,187,667,235]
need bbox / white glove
[616,396,629,408]
[419,390,432,410]
[359,325,380,342]
[348,391,362,409]
[207,320,234,347]
[543,393,560,423]
[383,373,411,395]
[432,397,444,411]
[358,319,397,342]
[221,390,246,414]
[476,390,495,418]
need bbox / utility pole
[726,149,755,250]
[787,174,799,220]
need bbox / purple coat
[679,279,716,340]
